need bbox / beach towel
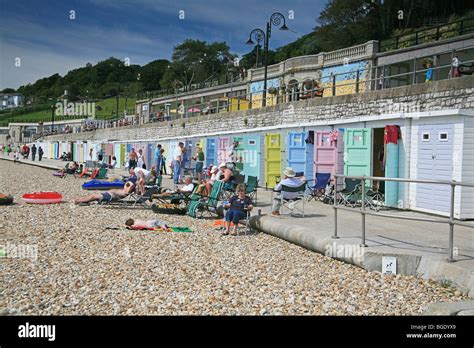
[126,226,192,232]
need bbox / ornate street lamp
[247,12,289,107]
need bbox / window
[248,140,256,145]
[422,132,430,141]
[439,132,448,141]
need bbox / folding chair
[187,180,224,218]
[364,181,385,211]
[245,176,258,205]
[89,168,100,179]
[306,173,331,201]
[338,178,361,207]
[276,183,307,217]
[101,187,157,209]
[95,168,108,179]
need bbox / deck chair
[95,168,108,179]
[187,180,224,218]
[222,173,245,199]
[338,178,361,207]
[89,168,100,179]
[245,176,258,205]
[276,183,307,217]
[101,186,157,209]
[79,167,89,178]
[154,183,198,205]
[306,173,331,201]
[364,181,385,211]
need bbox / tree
[139,59,170,91]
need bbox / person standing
[425,62,433,83]
[128,148,137,169]
[451,54,461,78]
[154,144,163,187]
[38,146,44,161]
[159,148,167,175]
[137,148,145,169]
[89,148,93,161]
[193,145,205,184]
[31,144,37,161]
[154,144,162,175]
[173,142,184,188]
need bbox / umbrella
[187,107,201,113]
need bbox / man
[130,167,155,195]
[154,144,163,186]
[31,144,37,161]
[38,146,44,161]
[154,175,194,198]
[271,167,306,216]
[128,148,137,169]
[75,182,135,204]
[173,142,184,188]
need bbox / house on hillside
[0,93,24,110]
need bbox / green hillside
[0,97,136,126]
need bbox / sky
[0,0,328,89]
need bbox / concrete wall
[43,76,474,144]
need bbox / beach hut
[242,133,261,180]
[217,136,231,164]
[314,130,339,178]
[205,137,217,168]
[286,131,307,175]
[264,133,281,188]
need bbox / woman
[137,149,145,169]
[223,184,253,236]
[192,145,205,184]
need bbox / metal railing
[379,16,474,52]
[332,175,474,262]
[138,54,473,123]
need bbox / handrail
[379,16,474,52]
[332,174,474,262]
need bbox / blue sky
[0,0,327,89]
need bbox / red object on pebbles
[22,191,63,204]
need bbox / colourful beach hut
[264,133,281,188]
[242,134,261,179]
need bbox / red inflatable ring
[22,191,63,204]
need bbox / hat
[219,162,227,168]
[283,167,296,178]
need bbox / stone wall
[43,76,474,142]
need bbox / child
[125,218,168,230]
[222,184,253,236]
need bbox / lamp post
[247,12,289,107]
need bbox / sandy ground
[0,160,466,315]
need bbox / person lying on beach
[74,182,135,204]
[125,218,168,230]
[154,176,194,198]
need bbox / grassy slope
[0,97,137,125]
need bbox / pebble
[0,160,468,315]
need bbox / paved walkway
[2,153,473,296]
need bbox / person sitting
[74,182,135,204]
[222,184,253,236]
[200,165,219,195]
[154,175,194,198]
[108,156,117,169]
[125,218,168,230]
[57,161,79,176]
[218,162,235,190]
[130,167,156,195]
[271,167,306,216]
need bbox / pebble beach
[0,160,466,315]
